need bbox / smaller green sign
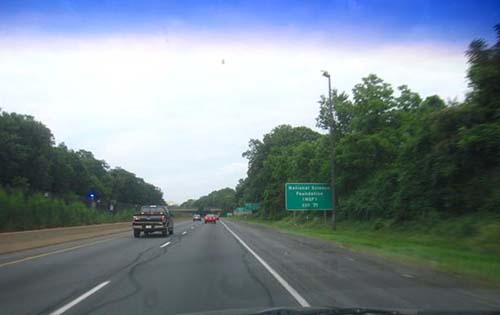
[285,183,333,211]
[244,203,260,211]
[235,207,251,213]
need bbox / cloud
[0,33,468,203]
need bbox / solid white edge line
[160,241,171,248]
[220,220,310,307]
[49,281,110,315]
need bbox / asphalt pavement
[0,219,499,315]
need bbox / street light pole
[322,70,336,230]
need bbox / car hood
[177,306,500,315]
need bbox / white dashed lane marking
[49,281,110,315]
[160,241,171,248]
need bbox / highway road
[0,219,499,315]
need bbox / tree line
[181,187,236,212]
[189,26,500,221]
[0,110,165,207]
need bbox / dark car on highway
[132,205,174,237]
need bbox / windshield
[139,206,165,214]
[0,1,499,315]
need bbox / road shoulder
[225,219,500,309]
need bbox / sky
[1,0,499,204]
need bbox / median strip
[49,281,110,315]
[0,238,114,268]
[0,222,129,254]
[221,220,310,307]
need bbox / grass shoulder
[231,213,500,286]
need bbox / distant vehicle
[193,214,202,221]
[132,205,174,237]
[204,214,217,224]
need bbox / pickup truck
[132,205,174,238]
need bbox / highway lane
[0,219,297,315]
[61,219,297,315]
[0,218,499,315]
[0,220,195,315]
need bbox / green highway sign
[285,183,333,211]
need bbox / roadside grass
[0,188,134,232]
[233,213,500,286]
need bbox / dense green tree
[232,26,500,221]
[237,125,322,218]
[49,143,76,195]
[0,109,165,208]
[108,168,164,205]
[0,111,53,191]
[189,188,236,211]
[180,199,196,208]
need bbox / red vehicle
[204,214,217,224]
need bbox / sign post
[285,183,333,215]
